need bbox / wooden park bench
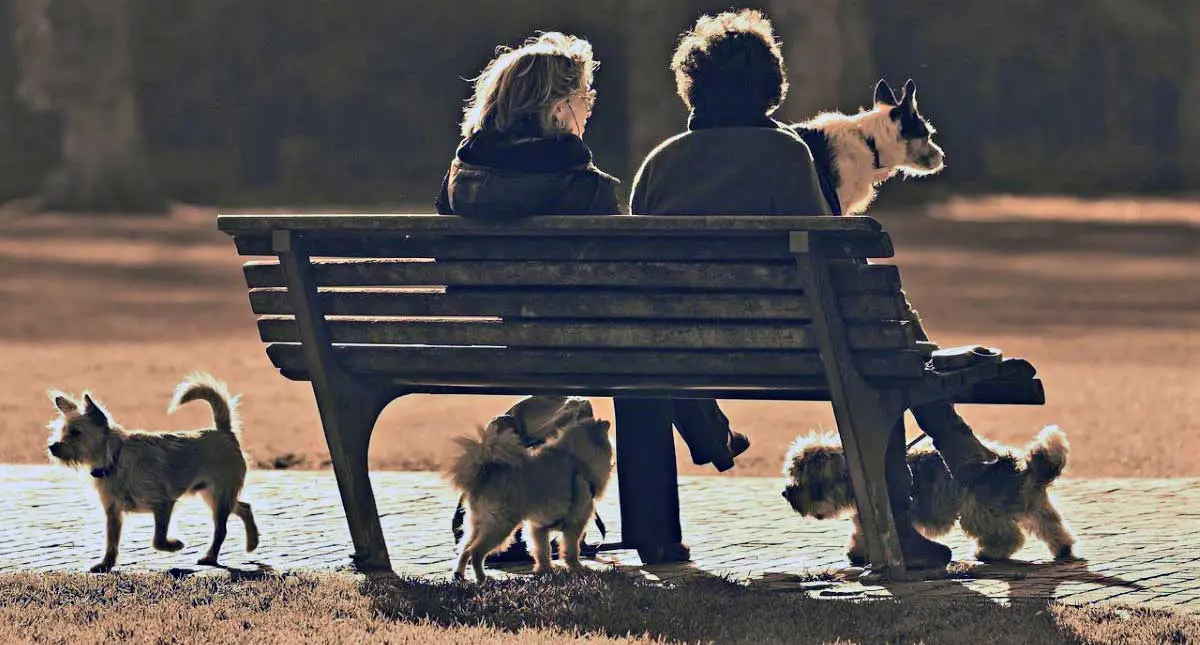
[216,213,1044,578]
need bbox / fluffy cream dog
[448,398,612,582]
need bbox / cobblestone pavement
[2,466,1197,611]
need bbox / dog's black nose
[48,443,62,457]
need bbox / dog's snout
[48,443,62,457]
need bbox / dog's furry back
[168,372,240,435]
[447,425,530,496]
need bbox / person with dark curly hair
[626,9,1017,572]
[616,9,827,566]
[630,9,833,215]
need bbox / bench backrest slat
[246,289,909,322]
[256,318,915,350]
[217,213,885,236]
[234,232,891,261]
[243,260,901,293]
[265,345,924,380]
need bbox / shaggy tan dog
[448,398,613,582]
[782,425,1076,564]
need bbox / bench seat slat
[242,260,901,293]
[268,371,1045,404]
[231,232,893,260]
[256,318,915,350]
[217,213,883,235]
[247,288,908,322]
[264,344,927,379]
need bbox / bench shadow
[939,558,1146,602]
[356,553,1093,644]
[165,561,277,582]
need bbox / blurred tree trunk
[626,0,694,174]
[768,0,874,121]
[1181,4,1200,185]
[13,0,165,213]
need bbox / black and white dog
[791,79,945,216]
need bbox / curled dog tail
[168,372,239,434]
[447,420,527,496]
[1026,425,1069,486]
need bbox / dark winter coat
[435,119,621,219]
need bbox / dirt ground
[1,199,1196,478]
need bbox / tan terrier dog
[46,372,258,572]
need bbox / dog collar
[90,443,122,479]
[863,135,882,169]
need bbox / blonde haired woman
[435,32,620,219]
[440,32,748,568]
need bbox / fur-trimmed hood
[435,127,621,221]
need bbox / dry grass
[1,570,1196,645]
[1,203,1198,477]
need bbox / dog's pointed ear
[49,390,77,414]
[83,394,109,428]
[874,79,898,107]
[900,79,918,111]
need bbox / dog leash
[907,432,929,451]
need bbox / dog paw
[1053,548,1082,563]
[154,539,185,552]
[246,536,259,553]
[847,552,868,567]
[89,561,115,574]
[197,555,220,567]
[532,563,557,575]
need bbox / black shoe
[710,432,751,472]
[637,542,691,565]
[897,523,952,570]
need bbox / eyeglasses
[576,88,597,112]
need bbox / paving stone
[0,466,1195,613]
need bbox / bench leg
[272,231,393,572]
[310,381,393,572]
[613,398,682,562]
[833,399,908,579]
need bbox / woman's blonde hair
[460,32,598,139]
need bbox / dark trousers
[612,397,734,549]
[903,294,994,479]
